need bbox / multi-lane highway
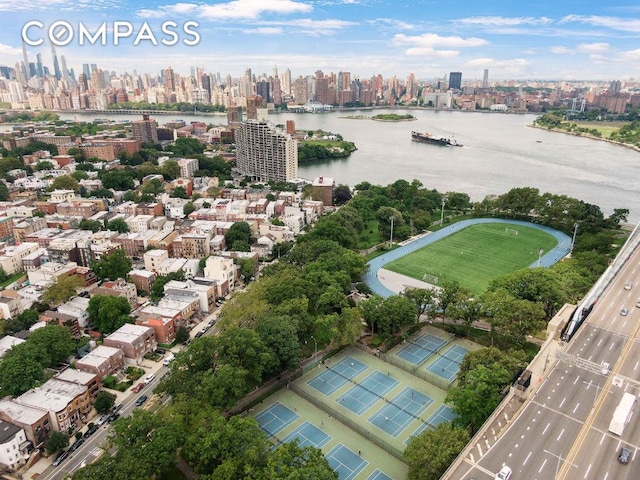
[447,238,640,480]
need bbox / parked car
[133,382,144,393]
[135,395,148,407]
[144,374,155,384]
[108,412,120,423]
[52,450,69,467]
[97,414,111,426]
[112,402,123,412]
[70,438,84,452]
[155,347,166,355]
[83,424,99,438]
[163,354,175,366]
[194,331,204,338]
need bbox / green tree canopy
[87,295,132,334]
[106,218,130,233]
[91,249,132,281]
[50,175,79,192]
[46,431,70,455]
[42,274,84,305]
[225,221,252,248]
[94,391,116,414]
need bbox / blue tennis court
[255,402,299,437]
[337,371,399,415]
[426,345,469,380]
[367,470,393,480]
[307,357,368,396]
[368,387,433,437]
[281,421,332,448]
[405,405,458,444]
[395,333,448,366]
[326,444,368,480]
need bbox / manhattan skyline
[1,0,640,80]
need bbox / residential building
[203,256,237,294]
[0,399,51,448]
[129,269,156,293]
[131,114,158,143]
[57,296,90,328]
[103,324,156,363]
[135,307,181,344]
[92,278,137,307]
[0,291,24,320]
[0,242,40,275]
[311,176,334,207]
[55,369,100,397]
[0,336,25,359]
[144,249,169,272]
[0,420,28,471]
[235,120,297,182]
[75,345,125,379]
[176,158,198,178]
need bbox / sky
[1,0,640,81]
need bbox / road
[447,241,640,480]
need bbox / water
[57,109,640,222]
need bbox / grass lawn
[574,123,619,138]
[384,223,558,296]
[357,219,383,249]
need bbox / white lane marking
[538,458,547,473]
[635,361,639,371]
[573,403,580,414]
[584,463,592,478]
[574,376,580,385]
[557,429,565,441]
[559,397,566,408]
[543,423,550,435]
[597,338,603,346]
[600,433,606,445]
[524,451,532,465]
[610,342,615,350]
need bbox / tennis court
[326,444,369,480]
[338,371,399,415]
[395,333,448,366]
[368,387,433,437]
[405,405,458,443]
[367,471,393,480]
[255,402,299,437]
[281,421,332,449]
[308,356,368,396]
[426,345,469,381]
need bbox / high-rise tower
[51,44,61,79]
[482,69,489,89]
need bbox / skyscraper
[482,69,489,89]
[82,64,91,79]
[51,44,61,80]
[36,54,44,78]
[164,66,175,93]
[235,120,297,182]
[60,56,69,81]
[21,41,29,81]
[449,72,462,90]
[282,68,291,95]
[131,114,158,143]
[245,95,263,120]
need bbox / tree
[236,257,258,282]
[27,325,76,366]
[35,160,54,171]
[78,218,103,233]
[91,249,132,281]
[231,240,251,252]
[5,309,39,334]
[175,326,190,344]
[437,280,468,327]
[46,431,70,455]
[457,347,527,386]
[100,170,135,190]
[402,288,438,322]
[50,175,79,192]
[87,295,131,334]
[150,271,185,302]
[333,184,352,205]
[141,178,164,195]
[404,422,470,480]
[0,182,9,201]
[183,202,196,216]
[0,353,44,397]
[94,391,116,414]
[255,315,301,377]
[106,218,130,233]
[160,160,180,180]
[172,186,188,199]
[225,221,251,248]
[264,440,338,480]
[42,275,84,305]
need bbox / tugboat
[411,131,462,147]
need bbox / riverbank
[529,124,640,153]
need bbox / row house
[55,369,101,398]
[0,336,25,359]
[24,228,68,248]
[15,378,92,432]
[0,242,40,275]
[129,269,156,293]
[144,249,169,272]
[181,233,211,259]
[203,256,237,295]
[12,217,47,243]
[75,345,125,380]
[113,230,156,257]
[103,324,156,364]
[157,258,199,278]
[21,248,47,272]
[0,420,29,472]
[92,279,137,307]
[6,206,38,218]
[0,399,50,448]
[126,214,155,233]
[0,291,24,320]
[57,296,91,328]
[56,201,98,218]
[158,292,199,321]
[165,279,217,313]
[135,306,182,344]
[137,202,164,216]
[44,215,82,230]
[220,188,247,200]
[39,311,81,338]
[246,198,269,215]
[0,217,13,240]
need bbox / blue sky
[1,0,639,80]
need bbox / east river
[42,109,640,222]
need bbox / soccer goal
[422,274,439,284]
[505,228,519,236]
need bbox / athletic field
[384,223,558,295]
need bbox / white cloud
[199,0,312,20]
[0,43,22,56]
[467,57,529,68]
[550,46,575,54]
[458,16,553,27]
[0,0,121,10]
[560,15,640,32]
[242,27,284,35]
[392,33,487,48]
[576,42,610,53]
[138,3,198,19]
[367,18,418,30]
[404,47,459,58]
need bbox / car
[108,412,120,423]
[208,319,216,327]
[636,299,640,308]
[112,402,123,412]
[621,307,629,316]
[495,465,512,480]
[601,362,610,375]
[618,447,632,464]
[194,331,204,338]
[83,424,99,438]
[624,282,632,290]
[163,354,175,366]
[132,382,144,393]
[70,438,84,452]
[144,374,155,384]
[155,347,166,355]
[135,395,148,406]
[96,414,111,426]
[78,291,90,297]
[52,450,69,467]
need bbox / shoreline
[529,124,640,153]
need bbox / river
[51,109,640,222]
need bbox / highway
[447,240,640,480]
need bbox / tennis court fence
[289,382,405,461]
[382,353,456,391]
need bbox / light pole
[440,195,447,226]
[389,216,395,247]
[543,449,576,479]
[570,223,578,254]
[537,247,543,267]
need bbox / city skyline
[1,1,640,80]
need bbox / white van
[163,354,175,366]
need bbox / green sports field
[384,223,558,295]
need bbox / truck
[163,353,175,366]
[609,393,637,436]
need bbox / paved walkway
[365,218,572,298]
